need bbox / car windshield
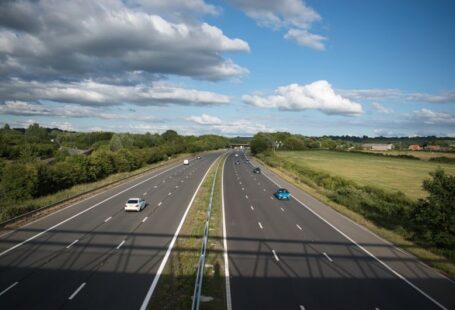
[127,199,139,204]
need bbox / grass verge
[0,153,190,227]
[148,154,226,309]
[254,153,455,278]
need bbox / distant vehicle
[274,188,290,200]
[197,156,201,159]
[183,159,189,165]
[253,167,261,174]
[235,153,239,157]
[125,198,146,212]
[235,160,240,165]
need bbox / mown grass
[0,154,189,224]
[148,155,225,310]
[256,152,455,278]
[276,150,455,200]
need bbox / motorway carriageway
[0,151,222,309]
[222,151,454,310]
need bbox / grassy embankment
[149,155,226,310]
[257,150,455,277]
[0,154,190,225]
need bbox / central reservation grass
[276,150,455,200]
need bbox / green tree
[251,133,273,154]
[410,169,455,247]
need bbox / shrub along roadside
[256,151,455,274]
[148,155,226,310]
[0,154,189,224]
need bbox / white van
[183,159,189,165]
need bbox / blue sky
[0,0,454,137]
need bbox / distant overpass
[230,143,250,148]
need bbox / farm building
[362,143,394,151]
[408,144,422,151]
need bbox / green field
[276,150,455,200]
[365,150,455,160]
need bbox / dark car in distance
[253,167,261,174]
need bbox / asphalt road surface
[223,151,455,310]
[0,151,222,310]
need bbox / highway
[0,151,222,309]
[223,151,455,310]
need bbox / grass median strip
[149,155,226,310]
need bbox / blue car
[274,188,291,200]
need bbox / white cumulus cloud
[242,80,363,116]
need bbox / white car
[183,159,189,165]
[125,198,146,212]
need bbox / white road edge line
[0,162,183,258]
[66,239,79,249]
[142,217,148,223]
[296,224,302,231]
[117,240,126,250]
[68,282,86,300]
[272,250,280,262]
[139,154,221,310]
[104,216,112,223]
[259,165,448,310]
[0,282,18,297]
[323,252,333,262]
[258,222,263,229]
[221,155,233,310]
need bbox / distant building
[362,143,394,151]
[424,145,442,151]
[408,144,422,151]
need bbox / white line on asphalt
[259,167,448,310]
[245,195,248,199]
[242,187,244,191]
[280,207,285,212]
[163,180,166,183]
[104,216,112,223]
[258,222,263,229]
[296,224,303,231]
[0,160,184,241]
[175,185,179,188]
[323,252,333,262]
[68,282,86,300]
[117,240,126,249]
[0,282,18,297]
[168,192,172,196]
[158,202,162,206]
[143,192,147,196]
[142,217,148,223]
[300,306,305,310]
[221,156,232,310]
[250,205,254,211]
[0,161,184,258]
[272,250,279,262]
[139,155,221,310]
[154,185,158,188]
[263,188,266,191]
[66,239,79,249]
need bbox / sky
[0,0,454,137]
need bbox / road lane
[0,152,222,309]
[223,150,452,309]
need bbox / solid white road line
[139,155,221,310]
[68,282,86,300]
[0,282,18,297]
[323,252,333,262]
[142,217,148,223]
[250,206,254,211]
[66,239,79,249]
[272,250,280,262]
[0,161,183,258]
[258,222,263,229]
[221,156,232,310]
[117,240,126,250]
[259,167,448,310]
[104,216,112,223]
[296,224,303,231]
